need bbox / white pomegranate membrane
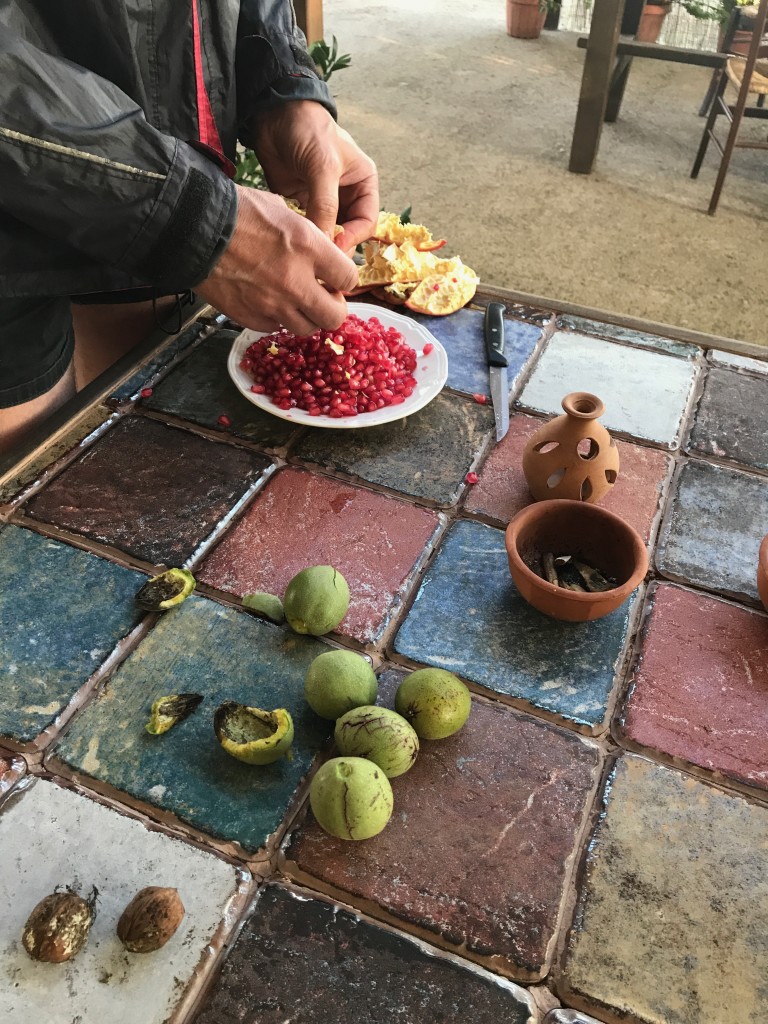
[241,314,418,418]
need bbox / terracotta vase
[506,0,546,39]
[505,500,648,622]
[758,534,768,613]
[635,3,670,42]
[522,392,620,503]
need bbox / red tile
[284,671,601,980]
[618,584,768,791]
[197,469,440,644]
[465,413,670,542]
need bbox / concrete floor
[323,0,768,344]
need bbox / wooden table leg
[605,54,633,123]
[569,0,627,174]
[294,0,324,45]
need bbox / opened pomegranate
[241,314,418,418]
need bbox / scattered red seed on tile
[472,393,487,404]
[465,472,479,485]
[218,414,232,428]
[140,387,153,398]
[423,343,434,355]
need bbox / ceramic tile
[404,306,542,396]
[110,320,207,401]
[688,366,768,470]
[0,778,239,1024]
[707,349,768,375]
[198,468,440,644]
[293,392,494,505]
[656,460,768,603]
[561,754,768,1024]
[25,416,270,567]
[618,584,768,792]
[557,315,697,359]
[465,412,670,541]
[393,519,638,730]
[285,668,600,979]
[0,406,113,505]
[143,329,299,450]
[517,332,698,447]
[193,884,536,1024]
[0,525,143,744]
[53,597,330,854]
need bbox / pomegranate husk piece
[372,212,446,251]
[405,268,479,316]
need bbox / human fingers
[305,161,342,240]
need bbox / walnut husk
[116,886,184,953]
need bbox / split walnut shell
[117,886,185,953]
[22,891,94,963]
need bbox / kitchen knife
[484,302,509,442]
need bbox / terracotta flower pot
[635,3,670,43]
[758,534,768,613]
[522,392,620,504]
[507,0,546,39]
[505,500,648,622]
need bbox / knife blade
[484,302,509,442]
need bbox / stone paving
[1,298,766,1024]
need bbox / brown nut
[117,886,185,953]
[22,891,94,963]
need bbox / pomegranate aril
[140,387,153,398]
[217,414,232,428]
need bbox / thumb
[305,166,341,239]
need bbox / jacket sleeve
[235,0,337,136]
[0,30,237,292]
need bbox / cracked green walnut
[283,565,350,636]
[309,757,393,840]
[334,706,419,778]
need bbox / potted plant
[507,0,559,39]
[636,0,673,42]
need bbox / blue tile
[657,460,768,603]
[404,308,541,397]
[53,596,331,853]
[557,315,698,360]
[0,526,144,743]
[394,519,637,729]
[110,321,207,401]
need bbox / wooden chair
[691,0,768,213]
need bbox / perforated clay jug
[522,392,620,503]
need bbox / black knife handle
[484,303,508,367]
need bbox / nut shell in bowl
[505,500,648,622]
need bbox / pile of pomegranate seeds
[240,314,418,418]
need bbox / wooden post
[569,0,627,174]
[294,0,324,45]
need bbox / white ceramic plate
[227,302,448,429]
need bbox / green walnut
[283,565,350,636]
[242,592,285,624]
[309,757,393,840]
[394,668,471,740]
[304,649,377,720]
[214,702,294,765]
[334,706,419,778]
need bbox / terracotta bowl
[505,500,648,623]
[758,534,768,613]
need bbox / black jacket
[0,1,335,299]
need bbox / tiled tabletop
[1,295,766,1024]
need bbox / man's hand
[196,186,359,336]
[253,100,379,253]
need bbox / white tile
[708,349,768,376]
[1,779,241,1024]
[519,333,698,447]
